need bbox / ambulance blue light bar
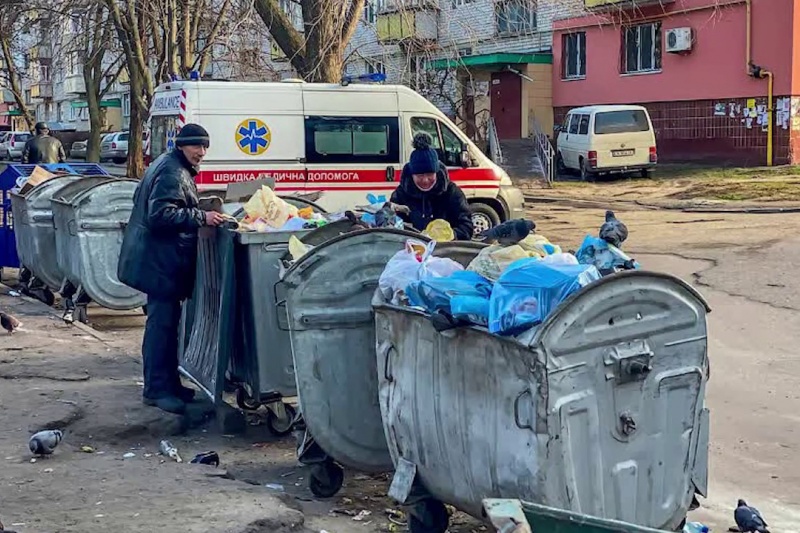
[340,72,387,86]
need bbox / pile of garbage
[378,211,639,338]
[237,185,335,232]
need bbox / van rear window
[13,133,32,142]
[594,110,650,135]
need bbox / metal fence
[487,117,504,166]
[529,117,555,185]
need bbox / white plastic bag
[379,239,463,305]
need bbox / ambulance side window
[410,117,467,167]
[305,116,400,164]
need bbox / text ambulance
[147,79,525,232]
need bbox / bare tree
[253,0,366,82]
[0,1,35,131]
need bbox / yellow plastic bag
[423,219,455,242]
[289,235,312,261]
[467,244,529,281]
[518,234,562,258]
[243,185,298,228]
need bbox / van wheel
[579,159,595,182]
[469,203,501,238]
[556,153,567,176]
[640,168,653,179]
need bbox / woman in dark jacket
[390,133,474,240]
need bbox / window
[496,0,536,36]
[410,117,468,167]
[13,133,31,143]
[567,114,580,134]
[151,115,178,159]
[563,32,586,79]
[594,110,650,135]
[122,93,130,118]
[452,0,475,7]
[622,22,662,74]
[305,116,400,164]
[118,133,129,142]
[364,1,376,23]
[578,114,590,135]
[366,61,386,76]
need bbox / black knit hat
[175,123,210,148]
[408,133,439,175]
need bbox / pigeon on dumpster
[29,430,63,457]
[734,499,770,533]
[344,211,370,230]
[599,210,629,248]
[478,219,536,246]
[0,312,21,334]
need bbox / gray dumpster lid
[14,175,83,209]
[51,177,118,205]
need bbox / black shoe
[143,395,186,414]
[176,385,196,403]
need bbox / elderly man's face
[179,145,207,167]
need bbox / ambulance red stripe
[196,167,502,186]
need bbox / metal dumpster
[280,231,483,498]
[178,199,338,435]
[9,175,85,303]
[0,163,110,280]
[373,270,711,532]
[51,178,143,321]
[483,499,673,533]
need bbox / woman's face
[412,172,437,192]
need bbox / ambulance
[146,79,526,233]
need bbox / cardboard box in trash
[18,166,57,194]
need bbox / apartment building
[341,0,585,141]
[552,0,800,165]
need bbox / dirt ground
[2,177,800,532]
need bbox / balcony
[30,81,53,99]
[63,75,86,95]
[30,45,52,60]
[377,3,438,44]
[584,0,673,10]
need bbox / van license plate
[612,149,635,157]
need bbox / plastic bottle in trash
[159,440,182,463]
[683,522,709,533]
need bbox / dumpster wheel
[309,459,344,498]
[408,499,449,533]
[28,287,55,307]
[235,386,261,410]
[266,403,297,436]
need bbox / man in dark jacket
[21,122,66,164]
[390,133,474,240]
[118,124,225,414]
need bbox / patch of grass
[656,164,800,181]
[668,179,800,201]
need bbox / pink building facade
[552,0,800,165]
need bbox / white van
[146,80,525,233]
[555,105,657,180]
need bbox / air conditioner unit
[666,27,693,53]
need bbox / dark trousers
[142,297,183,399]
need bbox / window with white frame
[122,93,130,117]
[279,0,302,28]
[366,61,386,76]
[451,0,474,7]
[496,0,536,35]
[622,22,662,74]
[562,32,586,79]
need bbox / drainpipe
[746,0,774,166]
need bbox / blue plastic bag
[575,235,640,274]
[489,258,601,336]
[406,271,492,326]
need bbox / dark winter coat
[21,134,66,164]
[118,150,206,301]
[390,161,474,240]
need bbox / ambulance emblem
[235,118,272,156]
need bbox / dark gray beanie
[176,123,210,148]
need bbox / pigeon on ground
[0,312,21,334]
[734,499,770,533]
[478,218,536,246]
[29,430,63,457]
[599,210,629,248]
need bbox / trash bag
[406,271,492,326]
[243,185,299,228]
[467,245,530,282]
[423,219,455,242]
[575,235,640,275]
[378,240,464,305]
[518,234,562,258]
[489,258,601,336]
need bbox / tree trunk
[84,66,103,162]
[126,70,147,178]
[0,32,34,132]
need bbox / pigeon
[0,312,21,334]
[478,218,536,246]
[344,210,370,230]
[29,430,63,457]
[734,499,770,533]
[599,210,629,248]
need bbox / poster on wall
[714,103,726,116]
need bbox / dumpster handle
[514,389,534,430]
[378,340,396,382]
[273,279,291,332]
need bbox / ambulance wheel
[309,460,344,498]
[469,203,500,237]
[408,499,450,533]
[266,403,297,436]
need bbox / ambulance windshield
[150,115,178,159]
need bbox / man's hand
[204,211,226,226]
[390,203,411,215]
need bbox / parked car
[70,133,115,160]
[100,131,129,163]
[554,105,657,181]
[0,131,33,161]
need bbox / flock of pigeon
[0,211,776,533]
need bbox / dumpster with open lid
[373,270,711,532]
[280,230,484,498]
[51,178,143,321]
